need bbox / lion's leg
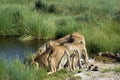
[83,48,89,68]
[58,54,68,71]
[71,53,78,70]
[70,54,74,70]
[77,49,83,69]
[44,58,49,68]
[78,57,83,69]
[74,54,79,70]
[65,50,72,71]
[72,55,76,70]
[31,61,39,70]
[35,62,39,70]
[47,57,55,75]
[49,58,57,74]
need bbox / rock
[88,64,94,71]
[92,66,99,71]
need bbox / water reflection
[0,37,47,61]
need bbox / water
[0,37,47,61]
[0,37,117,63]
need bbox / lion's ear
[39,49,42,53]
[38,49,43,55]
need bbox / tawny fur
[31,45,71,75]
[32,32,88,73]
[36,40,60,55]
[33,49,51,69]
[64,43,89,69]
[56,32,86,46]
[48,45,71,75]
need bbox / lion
[56,32,86,46]
[63,43,82,70]
[31,45,71,75]
[30,40,60,70]
[35,40,60,55]
[63,43,89,69]
[31,49,51,70]
[76,43,89,68]
[48,45,71,75]
[35,32,86,56]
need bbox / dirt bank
[74,61,120,80]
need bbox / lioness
[64,43,89,69]
[31,40,60,70]
[36,40,60,55]
[76,43,89,68]
[48,45,71,74]
[31,45,71,75]
[63,43,82,70]
[31,49,51,70]
[56,32,85,46]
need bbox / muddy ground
[74,59,120,80]
[71,57,120,80]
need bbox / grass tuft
[0,58,47,80]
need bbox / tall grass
[0,56,77,80]
[0,0,120,54]
[0,58,47,80]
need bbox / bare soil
[74,61,120,80]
